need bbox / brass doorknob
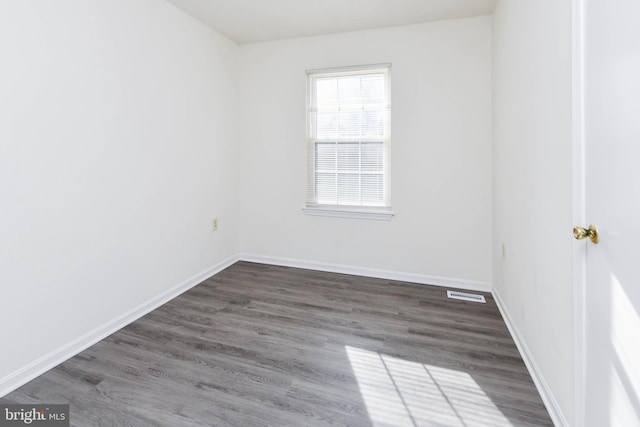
[573,224,599,244]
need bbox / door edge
[572,0,587,425]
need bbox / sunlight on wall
[345,346,512,427]
[609,273,640,426]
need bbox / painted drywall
[0,1,238,386]
[492,0,573,424]
[237,17,493,286]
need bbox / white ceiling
[164,0,498,44]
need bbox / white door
[578,0,640,425]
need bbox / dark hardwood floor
[1,261,553,426]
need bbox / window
[305,64,392,220]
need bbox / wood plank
[1,261,552,426]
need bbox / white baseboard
[238,253,492,292]
[0,255,239,398]
[492,288,568,427]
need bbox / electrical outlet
[213,218,218,231]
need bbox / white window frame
[303,64,393,221]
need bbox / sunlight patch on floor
[346,346,512,427]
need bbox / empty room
[1,0,638,426]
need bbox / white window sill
[303,206,394,221]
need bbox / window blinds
[306,64,391,210]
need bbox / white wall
[237,17,493,287]
[0,0,238,390]
[492,0,573,424]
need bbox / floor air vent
[447,290,486,303]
